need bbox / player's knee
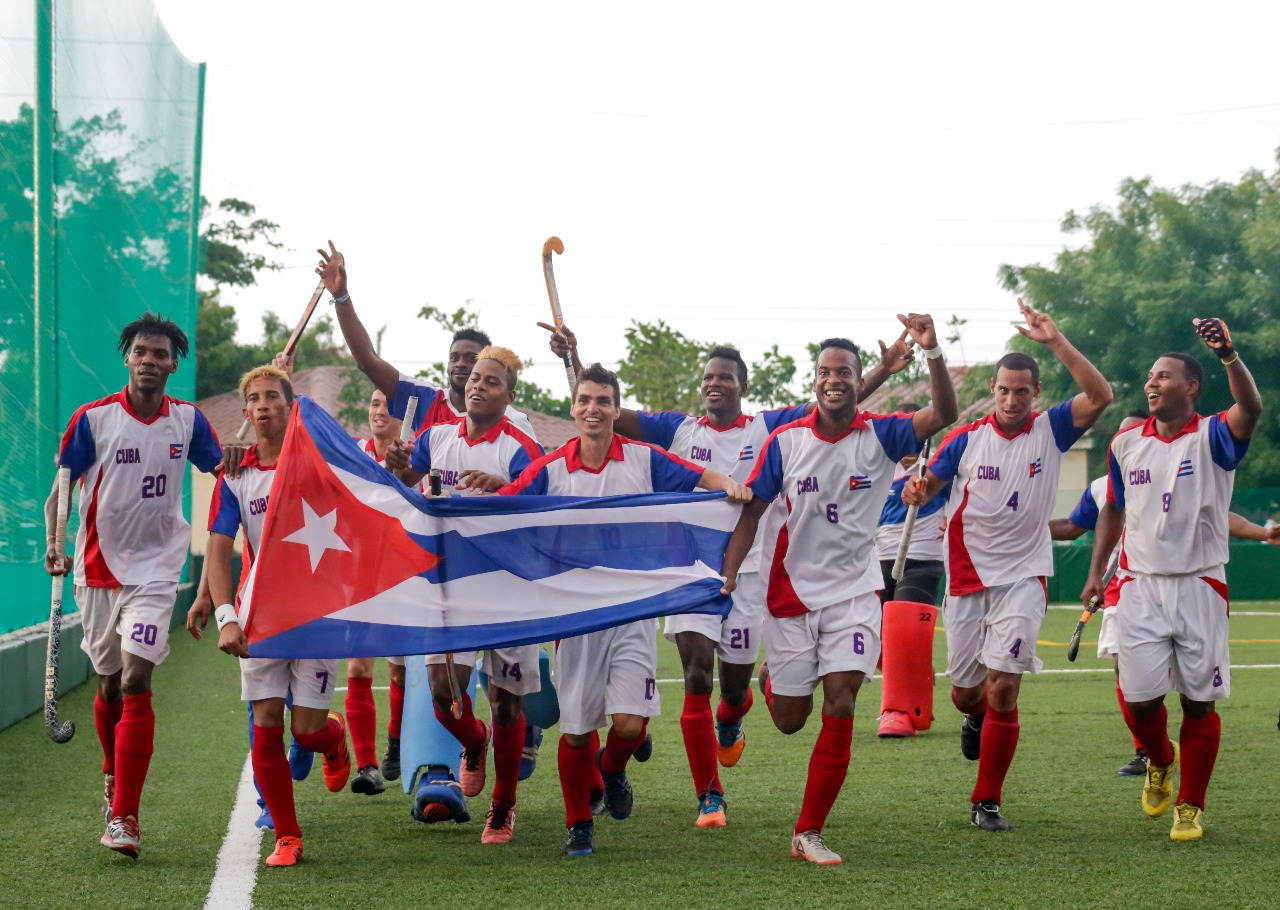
[97,673,122,703]
[1127,696,1164,720]
[490,689,522,727]
[389,663,406,686]
[682,662,713,695]
[610,714,646,740]
[347,657,374,679]
[119,667,152,698]
[1180,695,1215,719]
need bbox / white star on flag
[282,500,351,572]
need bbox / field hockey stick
[1067,550,1121,662]
[426,467,465,719]
[237,278,328,440]
[892,437,933,582]
[541,237,577,394]
[45,467,75,743]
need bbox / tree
[999,161,1280,485]
[615,320,707,413]
[746,344,806,409]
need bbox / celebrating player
[1082,318,1262,842]
[544,324,912,826]
[44,313,222,859]
[205,365,353,867]
[499,363,752,857]
[720,315,958,865]
[903,298,1112,832]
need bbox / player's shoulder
[499,418,544,455]
[69,390,128,422]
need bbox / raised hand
[537,320,577,358]
[879,329,917,374]
[316,240,347,299]
[896,312,939,351]
[1193,317,1235,360]
[1013,297,1060,345]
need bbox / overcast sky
[151,0,1280,405]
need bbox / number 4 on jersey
[1006,491,1018,512]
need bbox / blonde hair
[238,364,294,403]
[476,345,522,390]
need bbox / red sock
[971,707,1019,805]
[252,725,301,839]
[952,688,987,720]
[558,736,595,827]
[600,720,648,775]
[1116,683,1142,751]
[433,693,486,753]
[387,678,405,740]
[111,691,155,820]
[794,714,853,834]
[293,714,343,755]
[681,694,722,796]
[1177,711,1221,810]
[716,688,754,725]
[587,730,604,791]
[1127,703,1174,767]
[345,677,378,768]
[94,694,123,776]
[491,713,526,806]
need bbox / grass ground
[4,604,1279,910]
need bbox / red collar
[696,412,749,431]
[240,445,277,471]
[800,408,868,443]
[980,410,1039,440]
[1142,413,1201,441]
[563,433,628,473]
[457,415,510,446]
[117,386,171,424]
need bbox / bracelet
[215,604,240,631]
[923,346,944,360]
[331,292,350,305]
[1220,351,1239,365]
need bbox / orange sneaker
[480,801,516,844]
[877,711,917,738]
[459,721,491,798]
[695,791,728,828]
[322,712,352,793]
[716,721,746,767]
[265,835,304,867]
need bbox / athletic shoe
[102,773,114,822]
[1142,744,1179,818]
[563,820,594,856]
[877,711,917,739]
[1118,749,1149,777]
[382,736,401,782]
[971,801,1012,831]
[101,815,141,859]
[1170,801,1204,842]
[633,731,654,763]
[716,721,747,767]
[589,787,607,817]
[288,738,313,782]
[412,767,471,824]
[460,720,491,798]
[321,712,352,793]
[791,829,841,865]
[696,790,728,828]
[481,801,517,844]
[255,804,275,830]
[265,835,304,868]
[596,748,634,820]
[352,764,386,796]
[960,713,983,761]
[519,725,542,781]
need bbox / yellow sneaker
[1141,743,1179,818]
[1170,802,1204,842]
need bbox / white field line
[204,754,261,910]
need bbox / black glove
[1195,317,1235,361]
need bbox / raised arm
[1194,317,1261,442]
[896,313,958,440]
[318,241,399,400]
[1015,298,1112,430]
[857,328,916,401]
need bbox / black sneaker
[633,731,654,763]
[589,787,607,817]
[352,764,386,795]
[564,820,594,856]
[1117,749,1149,777]
[596,748,634,820]
[971,801,1012,831]
[382,736,401,782]
[961,713,984,761]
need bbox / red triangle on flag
[245,407,439,644]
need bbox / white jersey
[409,416,543,492]
[208,447,275,558]
[353,436,387,464]
[746,410,920,616]
[1107,412,1247,576]
[58,389,222,587]
[389,372,535,438]
[874,462,949,562]
[501,434,704,497]
[929,402,1083,595]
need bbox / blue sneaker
[563,820,594,856]
[519,726,543,782]
[412,767,471,824]
[288,738,313,782]
[254,801,275,830]
[596,748,634,820]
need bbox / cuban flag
[240,397,738,659]
[1177,459,1195,478]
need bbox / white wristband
[330,292,350,305]
[923,346,944,360]
[215,603,240,631]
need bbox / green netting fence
[0,0,204,635]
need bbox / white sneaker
[101,815,141,859]
[791,829,842,865]
[102,774,114,822]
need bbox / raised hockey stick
[891,437,933,582]
[541,237,577,394]
[237,278,328,440]
[45,466,75,743]
[1067,550,1121,662]
[427,467,465,720]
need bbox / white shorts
[1115,568,1231,703]
[386,654,406,667]
[663,571,763,665]
[75,581,178,674]
[427,645,542,696]
[554,620,659,735]
[763,592,881,697]
[1096,607,1120,659]
[944,576,1047,689]
[241,657,341,709]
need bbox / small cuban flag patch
[169,442,184,459]
[1177,459,1195,477]
[738,445,754,462]
[1028,458,1042,478]
[848,474,871,491]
